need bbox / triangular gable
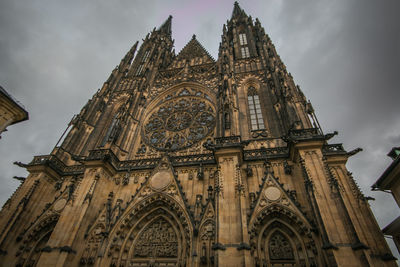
[249,171,312,228]
[175,35,215,63]
[126,155,192,220]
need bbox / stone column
[296,141,364,267]
[214,147,249,267]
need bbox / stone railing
[244,147,289,161]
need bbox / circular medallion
[150,170,172,191]
[265,186,281,201]
[53,198,67,211]
[143,90,215,151]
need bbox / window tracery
[143,88,215,151]
[269,231,294,260]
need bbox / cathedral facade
[0,3,396,267]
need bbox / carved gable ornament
[249,171,312,230]
[175,35,214,63]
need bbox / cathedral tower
[0,3,395,266]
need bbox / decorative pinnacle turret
[158,15,173,35]
[231,1,247,19]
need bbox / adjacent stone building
[372,147,400,254]
[0,3,396,266]
[0,86,28,137]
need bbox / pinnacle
[231,1,247,20]
[158,15,172,35]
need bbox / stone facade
[0,3,396,267]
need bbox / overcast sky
[1,0,399,258]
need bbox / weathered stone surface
[0,3,395,267]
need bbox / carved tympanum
[133,217,178,258]
[269,231,294,260]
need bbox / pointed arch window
[248,87,265,130]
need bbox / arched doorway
[105,194,192,267]
[250,205,321,267]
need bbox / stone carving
[143,90,216,151]
[134,218,178,258]
[269,232,294,260]
[150,170,172,191]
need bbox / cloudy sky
[1,0,399,258]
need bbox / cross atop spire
[158,15,172,35]
[231,1,247,20]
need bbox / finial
[192,34,196,40]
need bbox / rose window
[143,92,215,151]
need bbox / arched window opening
[142,49,150,62]
[239,32,250,58]
[247,87,265,130]
[224,112,231,130]
[136,64,144,76]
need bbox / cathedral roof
[176,35,215,62]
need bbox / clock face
[143,89,215,151]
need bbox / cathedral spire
[157,15,172,35]
[231,1,248,20]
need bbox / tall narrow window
[241,47,250,58]
[248,87,265,130]
[239,33,247,45]
[239,32,250,58]
[142,50,150,62]
[136,64,144,75]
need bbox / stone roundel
[53,198,67,212]
[264,186,281,201]
[150,170,173,191]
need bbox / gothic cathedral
[0,3,395,267]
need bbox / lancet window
[136,64,144,76]
[239,33,250,58]
[239,33,247,45]
[247,87,265,130]
[142,49,150,62]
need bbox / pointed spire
[231,1,247,20]
[119,41,138,70]
[158,15,172,35]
